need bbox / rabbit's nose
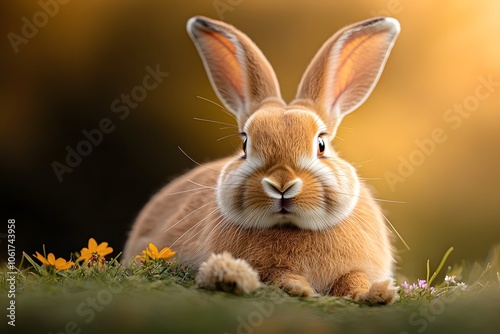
[261,177,303,199]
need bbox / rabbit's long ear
[187,16,281,128]
[295,17,400,137]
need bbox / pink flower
[445,275,456,284]
[418,279,428,289]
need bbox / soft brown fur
[124,16,400,303]
[211,185,391,293]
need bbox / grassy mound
[1,245,499,333]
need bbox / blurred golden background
[1,0,499,279]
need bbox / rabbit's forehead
[244,108,326,138]
[243,108,326,159]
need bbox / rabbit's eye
[317,136,326,156]
[242,137,247,156]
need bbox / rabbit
[123,15,401,303]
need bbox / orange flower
[34,252,74,271]
[78,238,113,264]
[136,243,176,262]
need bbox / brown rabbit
[124,16,401,303]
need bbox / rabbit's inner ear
[294,17,400,134]
[191,27,246,112]
[187,16,282,130]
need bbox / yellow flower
[78,238,113,264]
[136,243,176,262]
[34,252,74,271]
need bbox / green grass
[1,246,500,334]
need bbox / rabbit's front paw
[196,252,261,294]
[354,279,399,305]
[275,273,318,297]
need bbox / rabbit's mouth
[271,198,294,215]
[278,208,291,215]
[272,204,295,217]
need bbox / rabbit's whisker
[180,207,221,246]
[196,95,236,121]
[217,133,240,141]
[159,187,210,196]
[186,179,216,190]
[168,202,219,248]
[370,204,411,251]
[161,200,217,234]
[195,215,228,254]
[193,117,237,128]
